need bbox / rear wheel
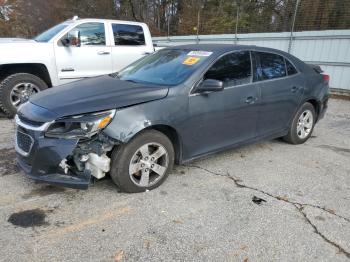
[283,102,316,144]
[0,73,48,118]
[110,130,175,193]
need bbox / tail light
[323,74,330,83]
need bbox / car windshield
[117,49,212,86]
[34,22,71,42]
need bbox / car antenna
[72,15,79,21]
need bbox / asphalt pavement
[0,98,349,262]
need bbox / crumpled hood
[26,75,169,120]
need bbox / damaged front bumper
[15,116,116,189]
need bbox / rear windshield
[117,49,212,86]
[35,22,71,42]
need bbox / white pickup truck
[0,17,155,117]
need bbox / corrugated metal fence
[153,30,350,91]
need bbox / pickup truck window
[117,49,209,86]
[69,22,106,46]
[112,24,145,46]
[35,22,70,42]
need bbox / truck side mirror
[61,30,81,47]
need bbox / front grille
[16,131,34,155]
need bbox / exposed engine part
[63,132,119,179]
[85,153,110,179]
[74,132,118,156]
[59,159,70,174]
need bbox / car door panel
[182,51,260,160]
[257,76,304,135]
[253,52,304,136]
[184,84,259,159]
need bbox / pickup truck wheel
[283,102,316,144]
[0,73,48,118]
[110,130,175,193]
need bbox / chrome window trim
[15,115,53,132]
[15,130,34,157]
[189,49,253,96]
[253,50,300,80]
[189,49,301,97]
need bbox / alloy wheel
[297,109,313,139]
[10,82,40,107]
[129,142,169,187]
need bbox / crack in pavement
[186,164,350,259]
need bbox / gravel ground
[0,98,349,262]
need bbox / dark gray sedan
[15,44,329,192]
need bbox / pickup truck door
[55,22,112,84]
[109,22,154,72]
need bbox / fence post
[196,9,200,44]
[167,14,170,41]
[235,5,239,44]
[288,0,300,53]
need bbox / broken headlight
[45,110,116,139]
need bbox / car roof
[166,43,292,57]
[167,44,255,52]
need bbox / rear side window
[286,59,298,75]
[204,51,252,87]
[256,52,286,80]
[112,24,145,46]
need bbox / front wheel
[283,102,316,144]
[110,130,175,193]
[0,73,48,118]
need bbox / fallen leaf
[240,245,248,251]
[277,196,289,201]
[115,250,124,262]
[173,219,183,224]
[327,209,336,214]
[144,240,151,249]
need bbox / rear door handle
[245,96,257,104]
[97,51,110,55]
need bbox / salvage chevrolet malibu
[15,44,329,193]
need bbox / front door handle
[97,51,110,55]
[291,86,299,93]
[245,96,257,104]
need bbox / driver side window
[204,51,252,87]
[61,22,106,47]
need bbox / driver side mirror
[61,30,81,47]
[195,79,224,93]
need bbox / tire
[0,73,48,118]
[283,102,316,144]
[110,130,175,193]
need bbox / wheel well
[145,125,182,164]
[0,64,52,87]
[306,99,320,119]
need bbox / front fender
[102,95,187,143]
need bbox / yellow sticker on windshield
[183,56,200,65]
